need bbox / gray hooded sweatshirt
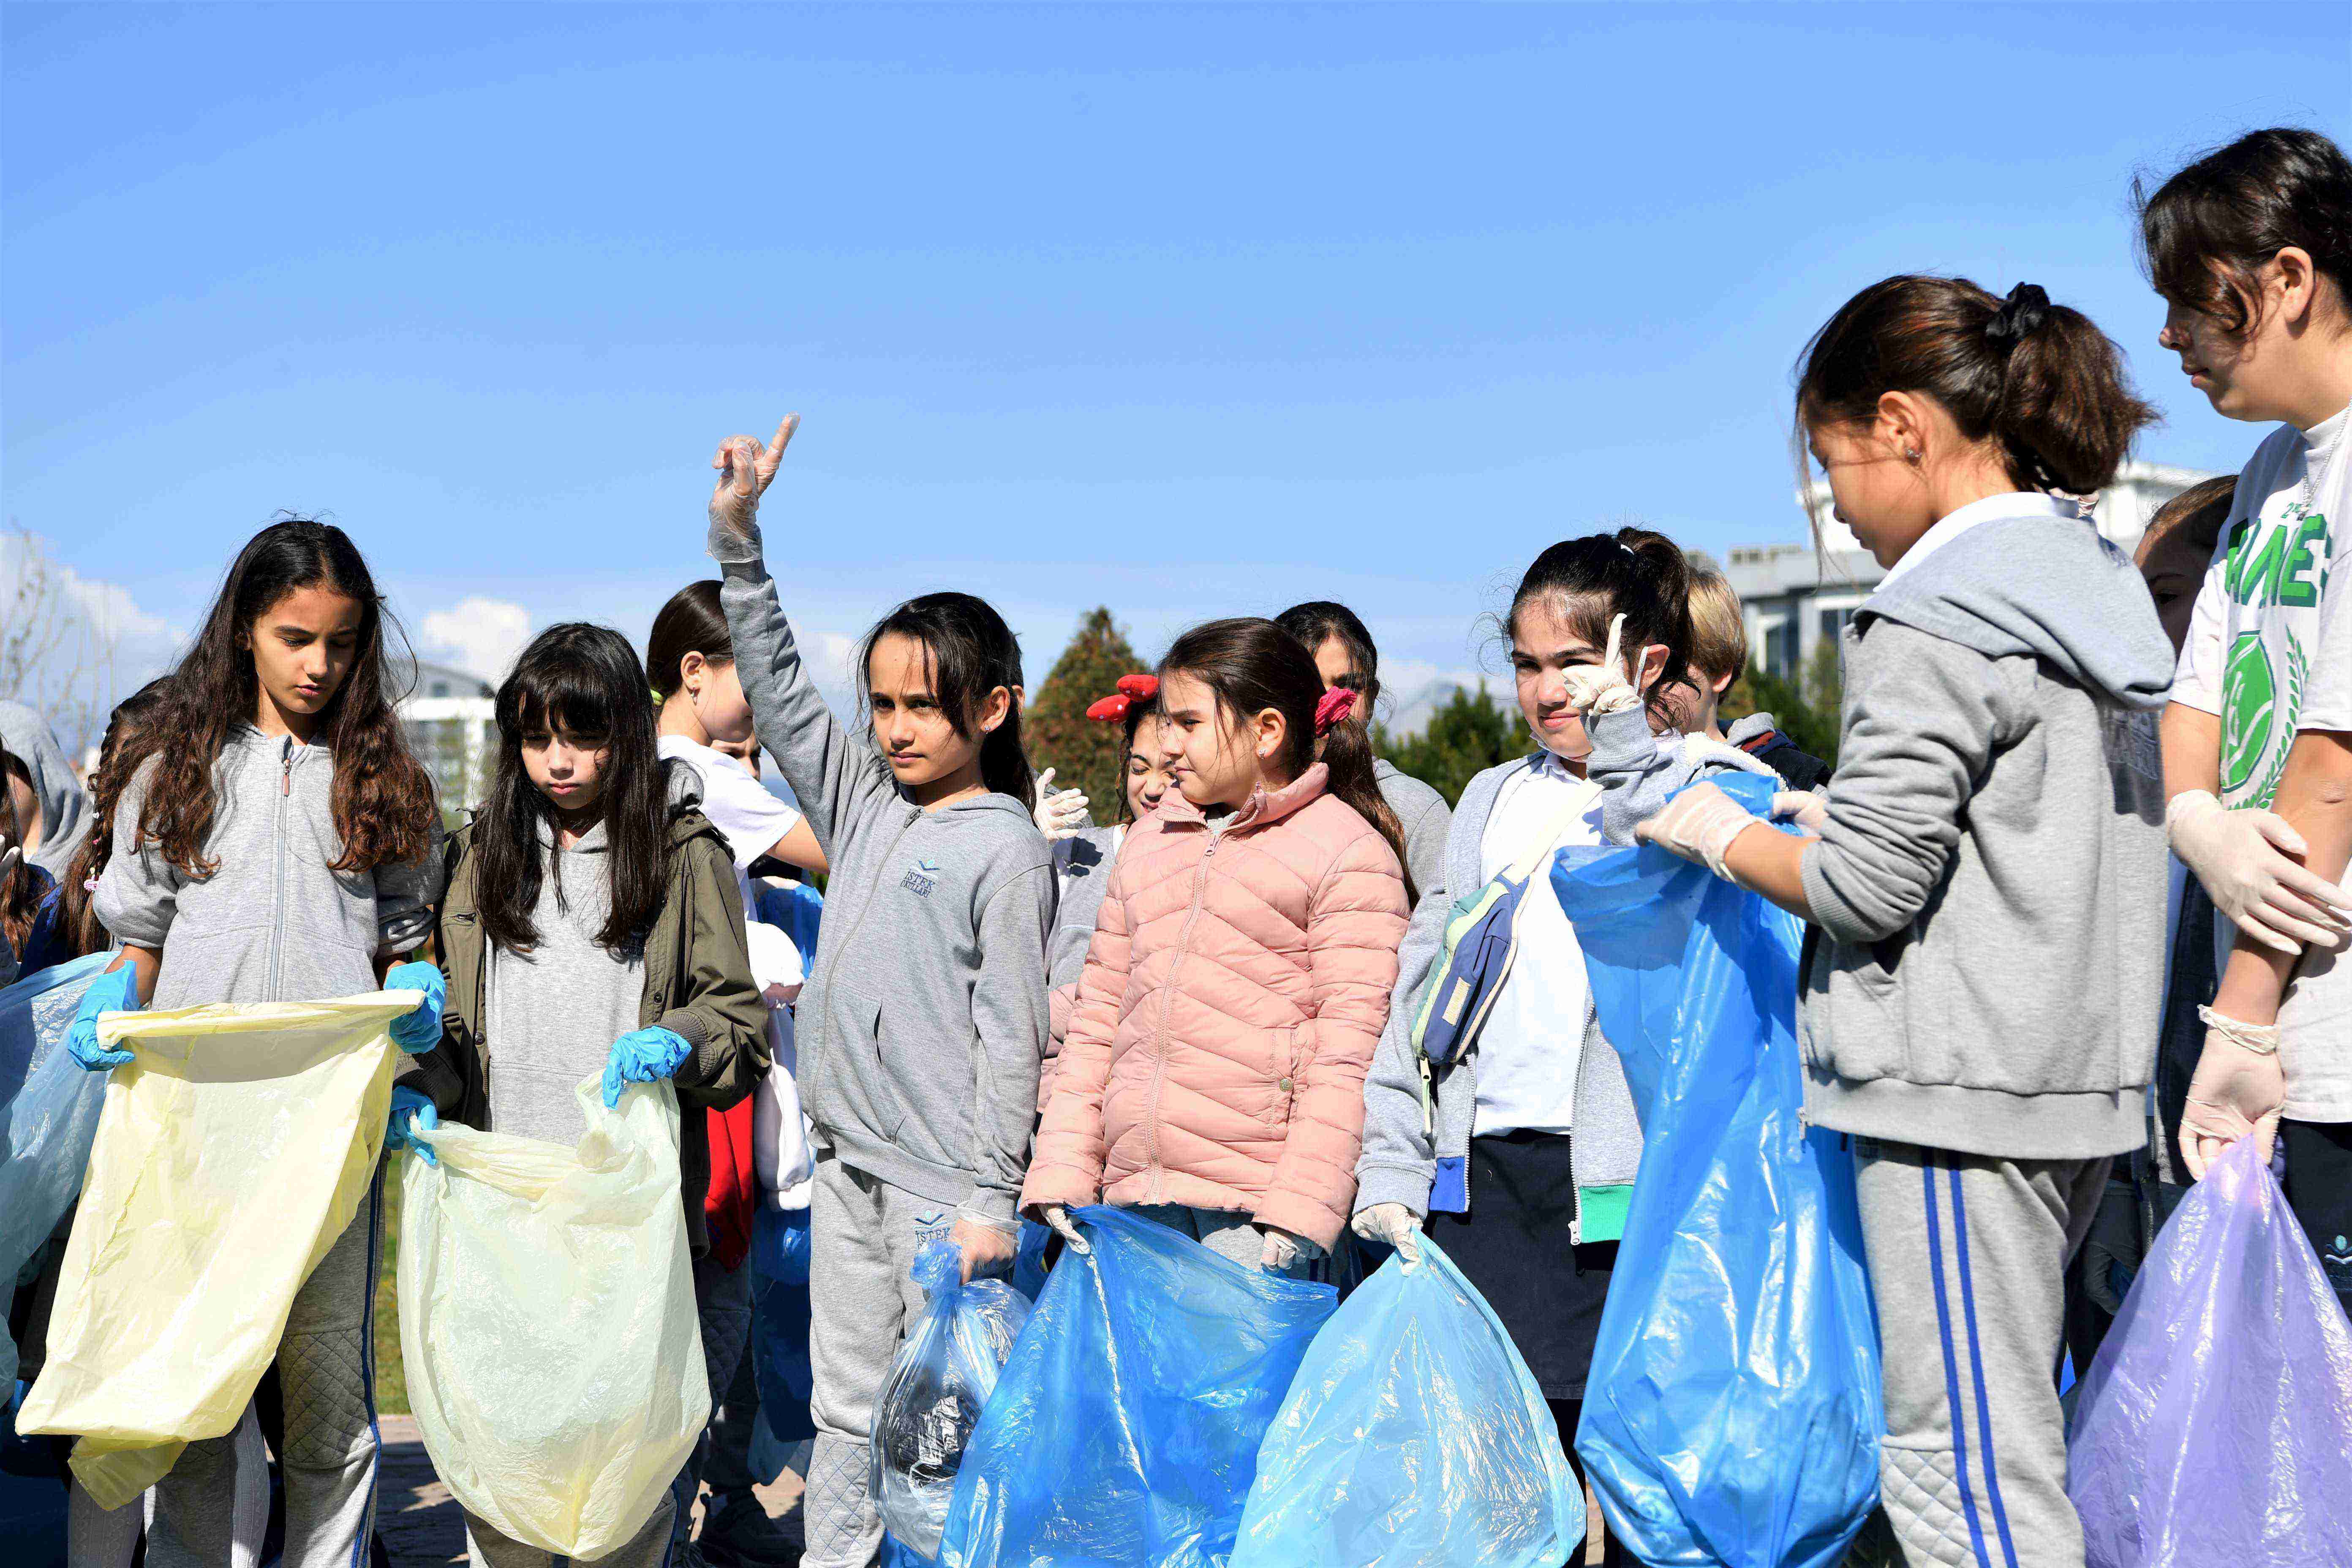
[95,729,443,1010]
[1796,504,2173,1160]
[0,701,93,881]
[712,544,1056,1226]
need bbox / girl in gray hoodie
[1637,278,2172,1568]
[700,416,1056,1568]
[75,519,447,1568]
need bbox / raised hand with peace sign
[705,414,800,565]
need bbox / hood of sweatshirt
[0,700,92,880]
[1859,506,2176,711]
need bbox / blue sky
[5,2,2347,720]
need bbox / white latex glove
[1561,613,1644,718]
[1634,781,1762,878]
[1350,1203,1424,1270]
[2180,1007,2287,1180]
[705,415,798,565]
[1041,1203,1091,1256]
[1770,790,1828,833]
[1255,1224,1324,1273]
[1032,769,1090,841]
[2167,789,2352,955]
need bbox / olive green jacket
[410,785,769,1252]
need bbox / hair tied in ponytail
[1984,282,2052,351]
[1313,686,1357,735]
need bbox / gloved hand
[705,415,799,565]
[1561,613,1645,718]
[2166,789,2352,955]
[1634,781,1762,878]
[2079,1177,2142,1316]
[1040,1203,1091,1256]
[1770,790,1829,833]
[384,961,446,1055]
[1350,1202,1424,1270]
[66,963,141,1073]
[600,1026,693,1107]
[386,1085,440,1168]
[1032,769,1090,842]
[1256,1224,1324,1273]
[2180,1006,2286,1180]
[949,1210,1019,1284]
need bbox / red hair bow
[1086,673,1160,724]
[1314,686,1358,734]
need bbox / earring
[1903,447,1921,466]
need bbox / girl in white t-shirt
[2142,128,2352,1314]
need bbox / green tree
[1027,606,1146,815]
[1722,639,1844,768]
[1377,682,1519,806]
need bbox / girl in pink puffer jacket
[1022,618,1411,1274]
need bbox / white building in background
[1725,460,2216,680]
[395,658,497,812]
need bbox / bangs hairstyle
[1274,601,1382,715]
[1793,275,2157,502]
[1158,616,1415,902]
[646,580,732,702]
[1505,528,1696,729]
[858,592,1035,809]
[54,679,171,959]
[2136,128,2352,340]
[139,517,436,878]
[474,623,667,956]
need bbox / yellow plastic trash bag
[400,1074,708,1559]
[18,991,409,1508]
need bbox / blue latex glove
[384,961,447,1055]
[387,1084,439,1167]
[601,1026,693,1107]
[66,964,141,1072]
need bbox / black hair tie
[1985,282,2051,351]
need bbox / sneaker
[697,1491,805,1568]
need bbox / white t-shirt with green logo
[2173,403,2350,1120]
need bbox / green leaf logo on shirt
[2220,632,2276,798]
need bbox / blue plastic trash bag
[1010,1219,1052,1301]
[1230,1236,1582,1568]
[941,1205,1337,1568]
[872,1237,1032,1560]
[1550,773,1881,1568]
[2068,1137,2352,1567]
[0,954,114,1387]
[750,1203,816,1448]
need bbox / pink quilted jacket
[1021,764,1408,1251]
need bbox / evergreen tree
[1026,606,1146,815]
[1721,640,1843,768]
[1376,682,1520,806]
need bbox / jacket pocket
[877,1006,972,1171]
[1263,1024,1301,1129]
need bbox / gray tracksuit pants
[148,1162,389,1568]
[802,1154,954,1568]
[668,1251,755,1547]
[1855,1139,2108,1568]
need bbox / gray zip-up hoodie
[1372,760,1451,898]
[0,701,93,881]
[1583,703,1781,845]
[714,551,1056,1225]
[1797,507,2173,1160]
[95,728,443,1010]
[1354,754,1645,1243]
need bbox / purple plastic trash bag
[2067,1136,2352,1568]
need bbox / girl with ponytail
[1631,274,2173,1562]
[1023,615,1409,1279]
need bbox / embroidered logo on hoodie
[902,858,940,898]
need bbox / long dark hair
[474,623,668,956]
[858,592,1035,809]
[2,750,41,956]
[1275,601,1382,716]
[139,517,436,878]
[1794,275,2156,498]
[1158,617,1413,901]
[2137,128,2352,339]
[646,580,732,702]
[53,680,171,958]
[1505,528,1696,730]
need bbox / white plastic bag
[745,920,814,1205]
[400,1074,707,1558]
[18,991,408,1508]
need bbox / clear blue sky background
[5,2,2347,716]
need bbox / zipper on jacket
[268,738,293,1002]
[1141,834,1217,1203]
